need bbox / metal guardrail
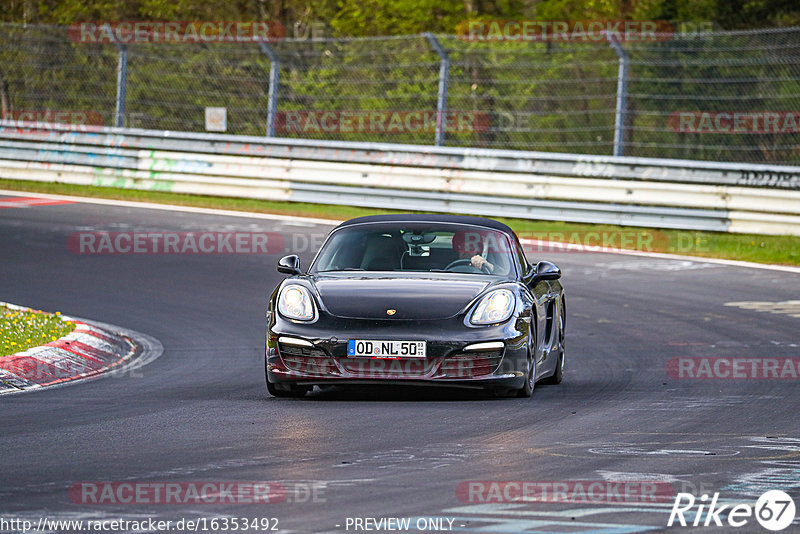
[1,121,799,235]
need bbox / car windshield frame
[308,221,520,278]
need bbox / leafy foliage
[1,2,799,163]
[2,0,800,32]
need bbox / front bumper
[265,313,529,390]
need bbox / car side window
[515,239,530,276]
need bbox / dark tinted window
[312,223,516,276]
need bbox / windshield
[311,222,517,276]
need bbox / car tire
[543,353,563,385]
[516,354,535,398]
[265,341,310,398]
[543,299,566,385]
[266,378,310,398]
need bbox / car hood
[311,273,494,320]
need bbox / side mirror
[277,255,302,275]
[530,261,561,286]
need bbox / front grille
[439,349,503,378]
[278,343,338,376]
[338,357,434,378]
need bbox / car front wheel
[265,343,310,398]
[266,378,310,398]
[516,353,535,398]
[542,300,565,385]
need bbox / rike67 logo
[668,490,796,531]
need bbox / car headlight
[470,289,515,325]
[277,285,316,321]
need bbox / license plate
[348,340,426,358]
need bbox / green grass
[1,178,799,266]
[0,305,76,357]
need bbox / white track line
[0,189,339,226]
[1,188,799,274]
[517,238,800,274]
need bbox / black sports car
[265,214,565,398]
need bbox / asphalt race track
[1,193,799,533]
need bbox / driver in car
[451,230,494,273]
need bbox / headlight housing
[277,285,316,321]
[470,289,515,325]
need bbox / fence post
[0,64,11,119]
[607,34,629,157]
[258,42,280,137]
[425,33,450,147]
[114,44,128,128]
